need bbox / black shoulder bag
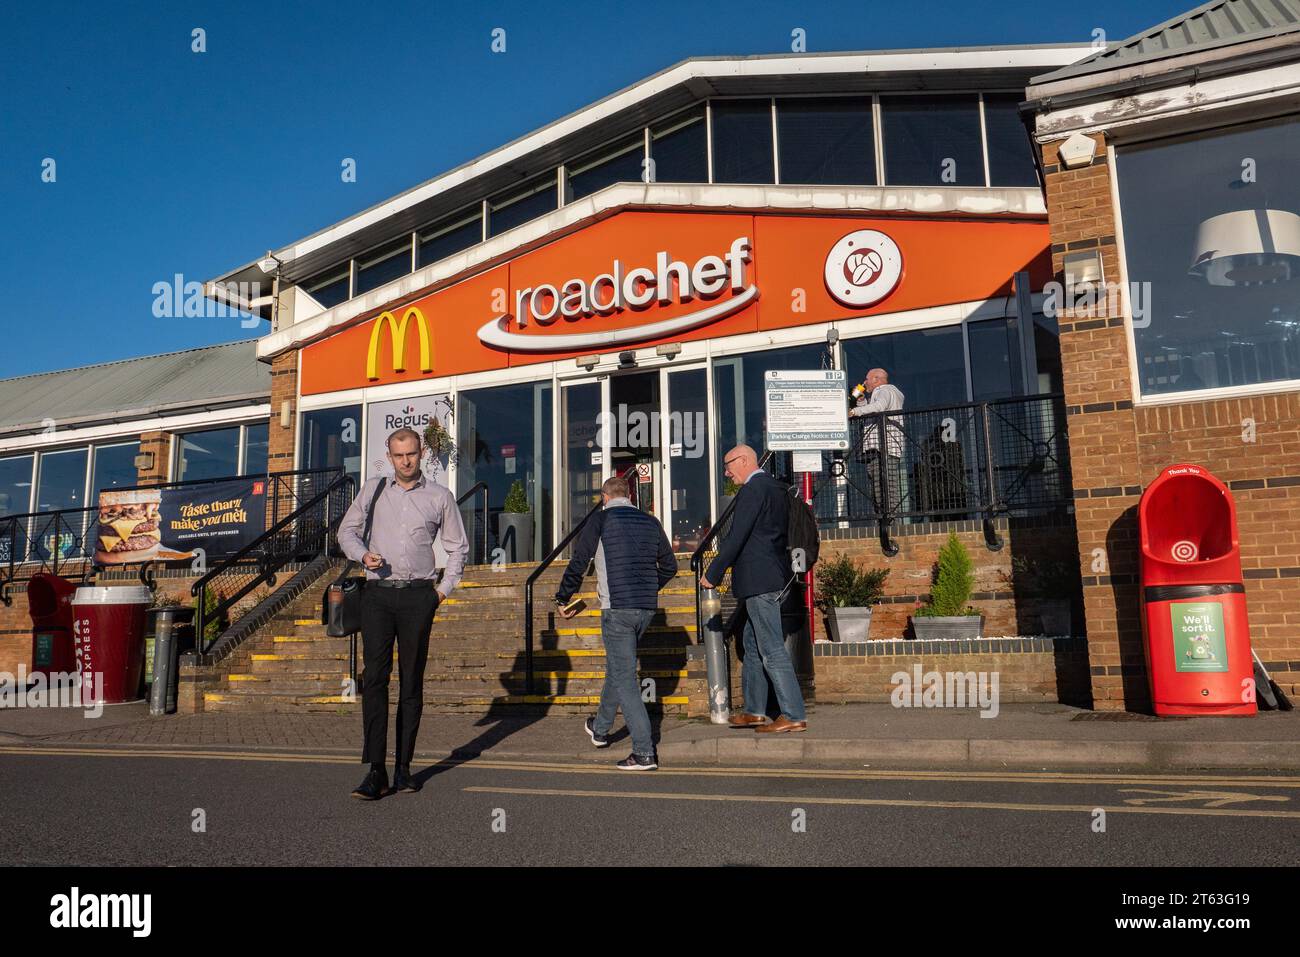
[323,478,386,637]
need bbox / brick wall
[814,637,1091,706]
[136,430,172,485]
[269,351,298,474]
[1042,134,1300,710]
[814,517,1082,641]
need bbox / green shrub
[914,532,978,618]
[193,588,227,643]
[503,479,530,514]
[814,554,889,611]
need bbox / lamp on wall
[1189,209,1300,286]
[280,399,293,429]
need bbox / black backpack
[786,487,820,571]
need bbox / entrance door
[558,364,714,553]
[560,380,603,537]
[661,366,711,552]
[608,371,660,518]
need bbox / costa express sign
[298,211,1052,395]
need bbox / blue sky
[0,0,1190,379]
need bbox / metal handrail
[456,481,490,566]
[191,472,355,656]
[521,501,603,695]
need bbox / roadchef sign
[477,236,757,351]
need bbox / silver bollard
[700,587,730,724]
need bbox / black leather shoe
[392,765,421,793]
[351,767,388,800]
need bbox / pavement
[1,698,1297,770]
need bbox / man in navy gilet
[555,474,678,770]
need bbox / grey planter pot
[826,606,874,642]
[497,512,533,563]
[911,615,982,641]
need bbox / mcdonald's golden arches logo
[366,307,432,380]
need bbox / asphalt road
[1,746,1297,867]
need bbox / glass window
[968,317,1024,401]
[0,454,35,516]
[1116,114,1300,396]
[304,265,350,309]
[456,382,553,560]
[36,448,88,512]
[354,238,412,296]
[567,135,644,201]
[711,100,775,184]
[881,94,983,187]
[243,422,269,476]
[418,212,481,268]
[712,341,829,493]
[300,405,362,490]
[90,443,140,496]
[842,326,969,409]
[983,93,1039,187]
[488,176,558,237]
[1032,312,1063,394]
[650,107,707,183]
[176,427,241,481]
[777,98,875,185]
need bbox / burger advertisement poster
[94,478,267,565]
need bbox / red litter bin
[71,586,151,705]
[1138,464,1255,716]
[27,573,77,681]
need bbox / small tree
[814,554,889,611]
[503,479,530,514]
[193,588,227,644]
[915,532,977,617]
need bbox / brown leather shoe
[728,713,768,728]
[754,716,807,734]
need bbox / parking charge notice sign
[1170,601,1229,673]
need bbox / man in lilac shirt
[337,427,469,799]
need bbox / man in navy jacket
[555,474,678,770]
[700,445,808,732]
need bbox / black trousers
[360,583,439,766]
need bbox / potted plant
[911,532,982,640]
[815,553,889,642]
[497,479,532,563]
[422,418,458,466]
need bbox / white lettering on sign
[478,237,756,351]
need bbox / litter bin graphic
[1138,464,1254,716]
[71,586,151,705]
[27,573,77,681]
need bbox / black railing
[773,393,1072,555]
[0,506,99,604]
[521,501,602,695]
[456,481,491,566]
[190,472,355,656]
[265,468,355,530]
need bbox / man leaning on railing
[850,367,906,517]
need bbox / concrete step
[202,688,694,715]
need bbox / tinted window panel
[300,406,362,490]
[177,427,240,481]
[418,215,481,268]
[882,95,983,186]
[489,178,558,237]
[777,98,875,185]
[354,240,411,295]
[968,317,1024,401]
[243,422,269,476]
[91,443,140,496]
[569,137,644,200]
[0,454,34,515]
[983,94,1039,187]
[842,326,968,409]
[305,268,350,308]
[711,100,774,184]
[650,109,707,183]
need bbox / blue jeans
[595,607,656,756]
[741,590,806,722]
